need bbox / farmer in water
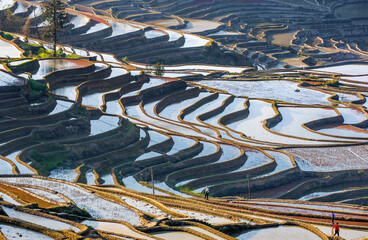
[333,222,340,237]
[204,186,209,200]
[331,212,335,224]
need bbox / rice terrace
[0,0,367,239]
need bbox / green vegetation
[297,46,306,58]
[153,61,165,77]
[0,9,25,33]
[326,79,339,87]
[30,151,67,176]
[28,78,47,92]
[48,205,91,220]
[19,42,43,56]
[0,31,13,40]
[76,165,89,184]
[42,0,69,56]
[19,43,78,59]
[177,185,204,197]
[36,48,77,59]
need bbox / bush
[7,58,39,73]
[66,53,79,59]
[0,32,13,40]
[153,61,165,77]
[19,42,42,56]
[326,80,339,87]
[30,151,66,176]
[28,78,47,92]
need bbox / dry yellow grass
[0,184,58,208]
[271,31,298,47]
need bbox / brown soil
[0,184,58,208]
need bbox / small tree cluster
[42,0,69,56]
[153,61,165,77]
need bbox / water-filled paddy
[181,34,210,48]
[3,206,79,231]
[0,191,20,205]
[106,20,139,38]
[338,107,367,124]
[101,174,114,184]
[159,92,212,121]
[25,187,66,202]
[227,100,323,145]
[100,53,121,63]
[144,30,166,39]
[205,97,246,127]
[82,22,109,35]
[259,151,294,177]
[82,220,156,239]
[232,226,320,240]
[166,135,196,155]
[315,225,368,240]
[31,59,91,79]
[165,64,248,73]
[314,64,368,75]
[186,226,226,240]
[147,130,169,148]
[0,38,22,58]
[197,80,331,105]
[13,1,29,14]
[0,159,13,174]
[8,59,32,66]
[90,115,120,136]
[0,0,14,10]
[53,85,78,100]
[231,151,271,173]
[122,176,168,195]
[70,14,90,29]
[272,107,342,141]
[0,70,24,86]
[73,48,89,57]
[28,5,43,19]
[182,19,222,33]
[49,168,78,182]
[183,94,228,124]
[166,30,182,42]
[194,141,218,158]
[5,150,34,174]
[317,125,368,138]
[1,177,141,223]
[171,208,233,224]
[0,224,53,240]
[152,231,204,240]
[135,151,161,161]
[49,100,73,115]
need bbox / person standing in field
[331,212,335,224]
[333,222,340,237]
[204,186,209,200]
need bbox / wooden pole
[247,174,251,199]
[150,167,155,195]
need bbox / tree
[153,61,165,77]
[42,0,69,57]
[0,9,24,33]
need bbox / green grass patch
[76,164,89,184]
[28,78,47,92]
[30,151,67,176]
[48,205,91,220]
[177,185,204,197]
[0,32,14,40]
